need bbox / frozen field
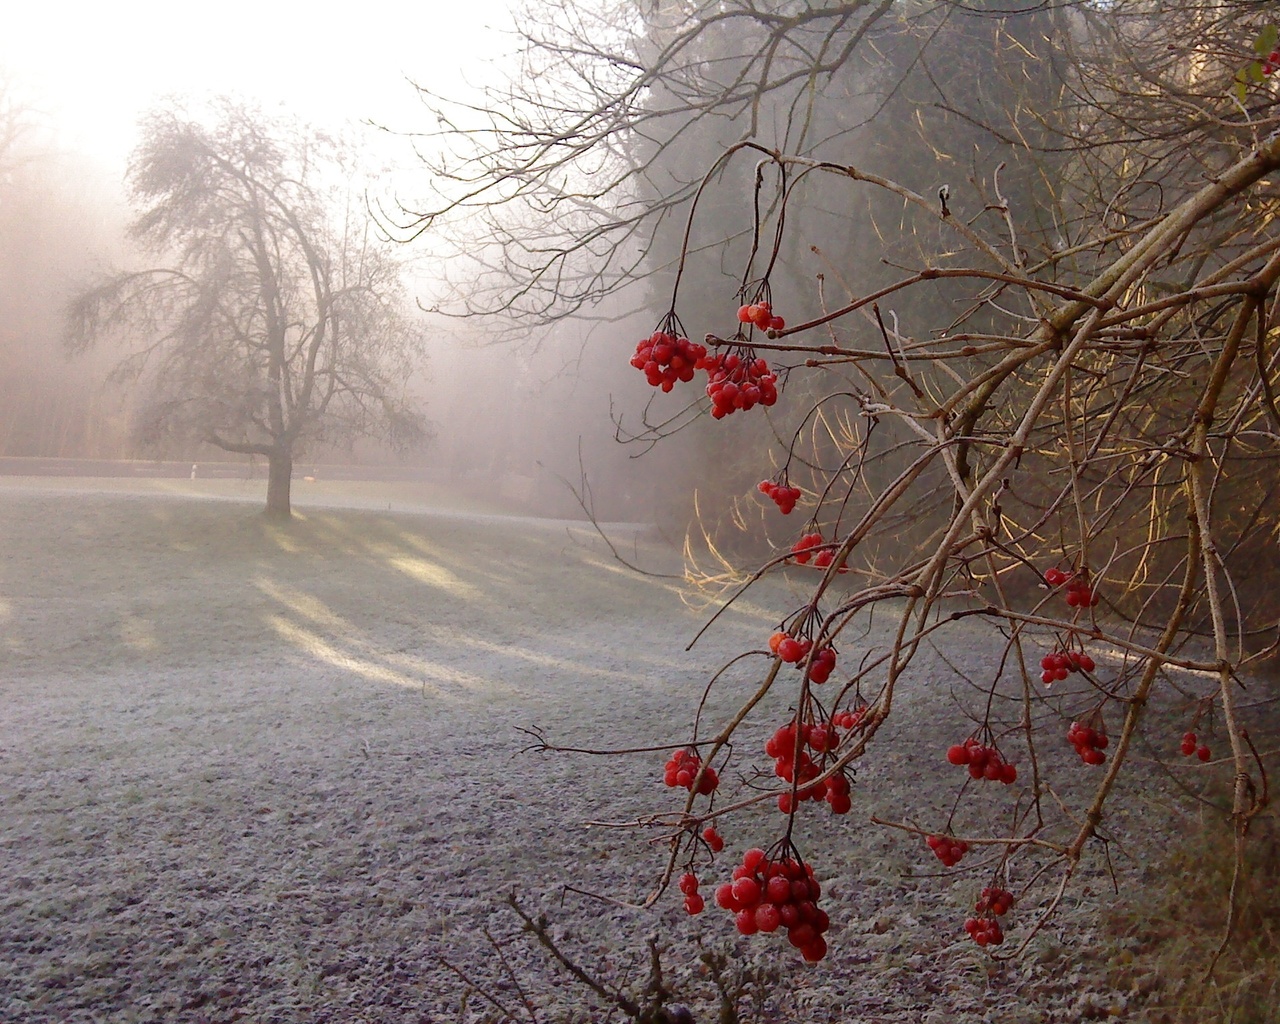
[0,478,1202,1022]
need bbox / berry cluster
[737,300,786,333]
[715,848,831,962]
[768,632,836,683]
[1180,731,1212,761]
[812,547,846,571]
[1039,649,1095,683]
[964,886,1014,946]
[806,646,837,684]
[975,885,1014,916]
[789,532,825,564]
[765,723,853,815]
[1065,578,1099,607]
[965,916,1005,946]
[1068,721,1108,765]
[631,330,708,392]
[758,478,802,514]
[704,350,779,418]
[664,748,719,795]
[946,737,1018,784]
[1043,567,1099,607]
[769,631,811,663]
[926,834,969,867]
[702,826,725,852]
[679,871,706,915]
[832,704,868,731]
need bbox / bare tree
[389,0,1280,980]
[381,0,910,322]
[66,101,428,518]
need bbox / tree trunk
[266,450,293,519]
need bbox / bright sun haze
[1,0,513,166]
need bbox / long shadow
[0,488,761,706]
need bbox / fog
[0,45,694,528]
[0,113,135,459]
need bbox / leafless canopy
[66,101,429,516]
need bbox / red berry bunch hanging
[664,748,719,794]
[766,724,820,798]
[703,349,779,418]
[832,704,868,731]
[736,300,786,333]
[974,886,1014,916]
[812,547,848,572]
[806,646,837,684]
[805,722,837,753]
[1039,649,1095,684]
[678,871,706,915]
[964,886,1014,946]
[1065,576,1099,608]
[945,736,1018,784]
[1067,720,1108,765]
[758,478,802,514]
[1180,731,1212,761]
[714,848,831,962]
[769,631,812,663]
[1043,566,1099,606]
[789,532,824,564]
[768,630,836,683]
[821,772,853,815]
[764,722,852,815]
[631,329,709,392]
[702,826,725,852]
[926,834,969,867]
[965,916,1005,946]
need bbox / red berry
[732,877,762,907]
[764,875,791,904]
[1197,745,1211,762]
[787,923,816,949]
[801,935,827,962]
[777,637,804,663]
[684,893,705,915]
[754,903,782,932]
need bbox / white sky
[1,0,517,171]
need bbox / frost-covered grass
[0,479,783,1023]
[0,478,1240,1023]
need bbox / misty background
[0,1,684,526]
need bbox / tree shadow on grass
[0,489,755,708]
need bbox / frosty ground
[0,478,1207,1022]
